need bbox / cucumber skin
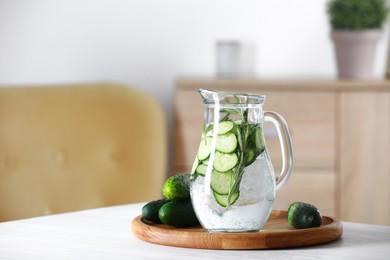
[142,199,170,223]
[158,199,200,227]
[287,202,322,229]
[213,191,240,207]
[162,174,191,200]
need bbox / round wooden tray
[131,210,343,250]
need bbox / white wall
[1,0,389,108]
[1,0,389,170]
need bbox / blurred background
[1,0,389,225]
[1,0,389,129]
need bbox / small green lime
[287,201,322,229]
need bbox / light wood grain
[176,78,390,91]
[275,169,335,217]
[131,210,343,250]
[339,92,390,225]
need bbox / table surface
[0,203,389,260]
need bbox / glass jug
[190,89,294,232]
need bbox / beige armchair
[0,83,167,222]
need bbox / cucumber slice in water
[197,137,212,160]
[217,121,234,135]
[196,119,262,207]
[204,121,235,137]
[213,151,238,172]
[202,158,210,165]
[205,128,214,137]
[234,119,243,125]
[213,191,240,207]
[245,148,256,166]
[196,163,208,176]
[254,127,265,153]
[216,132,237,153]
[210,169,237,195]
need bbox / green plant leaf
[327,0,389,30]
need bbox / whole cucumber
[287,201,322,229]
[158,199,200,227]
[162,174,191,200]
[142,199,169,223]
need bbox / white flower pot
[331,30,382,79]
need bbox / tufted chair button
[53,152,66,165]
[109,149,123,162]
[3,156,18,170]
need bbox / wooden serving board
[131,210,343,250]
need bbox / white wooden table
[0,203,389,259]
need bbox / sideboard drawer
[261,91,336,170]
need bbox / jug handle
[264,111,294,191]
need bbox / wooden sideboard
[173,78,390,226]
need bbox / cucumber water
[191,119,265,207]
[189,89,290,233]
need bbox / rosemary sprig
[225,96,252,206]
[227,121,251,206]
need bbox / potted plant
[327,0,389,79]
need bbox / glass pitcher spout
[199,89,265,106]
[198,89,266,126]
